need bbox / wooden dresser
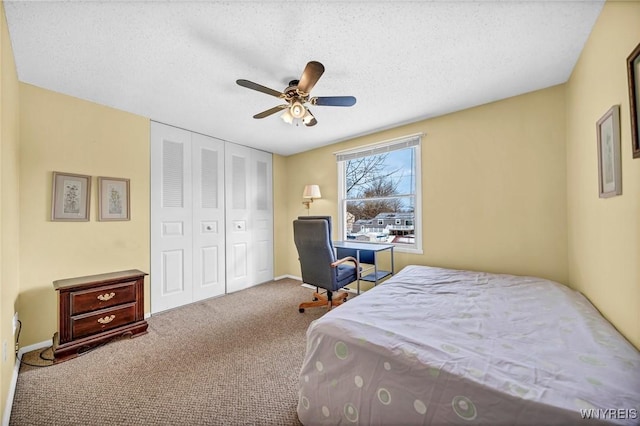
[52,269,148,363]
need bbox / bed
[297,265,640,425]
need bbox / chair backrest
[293,219,338,290]
[297,216,333,243]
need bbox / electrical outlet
[13,313,18,336]
[2,340,7,363]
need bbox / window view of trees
[344,147,416,245]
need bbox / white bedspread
[297,265,640,425]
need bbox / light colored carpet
[10,279,325,426]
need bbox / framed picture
[596,105,622,198]
[51,172,91,221]
[628,42,640,159]
[98,177,130,221]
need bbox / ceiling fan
[236,61,356,127]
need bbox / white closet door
[152,122,273,309]
[225,143,253,293]
[252,149,274,285]
[192,133,226,301]
[151,122,193,313]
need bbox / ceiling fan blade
[237,79,284,98]
[297,61,325,95]
[253,105,287,119]
[303,109,317,127]
[312,96,357,107]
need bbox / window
[336,134,422,253]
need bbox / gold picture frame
[51,172,91,221]
[98,177,130,221]
[596,105,622,198]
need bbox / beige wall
[18,84,150,346]
[0,0,20,417]
[566,1,640,349]
[275,85,568,285]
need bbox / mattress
[297,265,640,425]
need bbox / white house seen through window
[336,135,422,253]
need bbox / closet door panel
[192,133,226,301]
[151,122,193,313]
[252,150,274,285]
[225,143,253,293]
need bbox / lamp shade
[280,109,294,124]
[302,184,321,199]
[302,109,315,125]
[290,101,306,119]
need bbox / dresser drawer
[71,303,137,340]
[71,281,137,315]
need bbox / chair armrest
[331,256,359,268]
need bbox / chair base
[299,291,349,313]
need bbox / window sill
[392,246,423,255]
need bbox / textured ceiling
[4,0,604,156]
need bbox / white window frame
[336,134,423,254]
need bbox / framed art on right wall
[596,105,622,198]
[627,42,640,159]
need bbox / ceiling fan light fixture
[302,109,314,125]
[281,109,294,124]
[237,61,356,128]
[290,101,306,119]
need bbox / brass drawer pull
[97,315,115,324]
[97,292,116,301]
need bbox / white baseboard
[17,339,51,358]
[274,274,301,281]
[3,339,52,426]
[2,357,19,426]
[300,282,359,295]
[276,276,358,294]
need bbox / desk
[333,241,394,294]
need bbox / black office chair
[293,218,359,312]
